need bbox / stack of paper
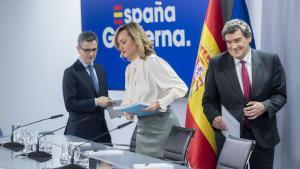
[106,100,123,119]
[84,150,123,156]
[69,142,91,147]
[133,163,173,169]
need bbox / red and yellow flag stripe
[185,0,225,168]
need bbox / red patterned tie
[241,60,252,129]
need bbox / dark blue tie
[87,65,100,95]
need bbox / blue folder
[113,103,160,117]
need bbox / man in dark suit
[203,19,286,169]
[63,31,112,143]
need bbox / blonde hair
[114,22,155,60]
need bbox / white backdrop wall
[0,0,81,135]
[260,0,300,168]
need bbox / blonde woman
[114,22,188,157]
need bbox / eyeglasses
[79,46,98,53]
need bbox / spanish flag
[185,0,226,168]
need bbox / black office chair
[217,135,256,169]
[162,126,195,164]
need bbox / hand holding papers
[221,105,240,138]
[113,102,160,117]
[106,100,123,119]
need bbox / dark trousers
[241,127,275,169]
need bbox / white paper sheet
[133,163,173,169]
[106,100,123,119]
[221,105,240,138]
[69,142,91,147]
[84,150,123,156]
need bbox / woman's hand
[142,101,161,112]
[123,112,134,121]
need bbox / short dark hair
[222,19,252,39]
[78,31,98,45]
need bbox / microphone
[50,114,64,119]
[27,116,92,163]
[2,114,64,152]
[57,121,133,169]
[117,121,133,129]
[101,142,136,153]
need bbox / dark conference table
[0,135,189,169]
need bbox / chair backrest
[129,124,137,152]
[217,135,256,169]
[163,126,195,162]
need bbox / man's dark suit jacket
[203,49,286,154]
[63,59,111,143]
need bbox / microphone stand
[27,126,66,162]
[57,121,134,169]
[26,116,92,163]
[2,114,63,152]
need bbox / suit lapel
[75,59,98,95]
[223,54,244,100]
[94,65,103,95]
[82,71,97,95]
[250,50,264,98]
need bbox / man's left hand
[244,101,267,120]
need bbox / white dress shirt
[234,49,253,94]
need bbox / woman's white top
[122,54,188,112]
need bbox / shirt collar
[79,58,94,68]
[131,56,143,65]
[234,48,252,66]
